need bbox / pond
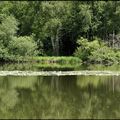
[0,63,120,119]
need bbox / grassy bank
[34,63,81,70]
[32,56,82,64]
[0,56,82,65]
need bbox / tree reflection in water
[0,75,119,118]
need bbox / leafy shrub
[9,36,38,57]
[74,37,101,61]
[89,46,117,64]
[0,47,9,60]
[115,51,120,63]
[74,37,120,64]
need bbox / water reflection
[1,63,120,72]
[0,75,119,118]
[0,63,79,71]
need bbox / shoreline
[0,56,119,66]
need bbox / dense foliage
[74,37,120,64]
[9,36,37,57]
[0,15,37,61]
[0,1,120,63]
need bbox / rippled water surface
[0,63,120,119]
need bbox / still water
[0,63,120,119]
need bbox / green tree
[42,1,70,56]
[0,15,18,61]
[9,36,38,57]
[74,37,101,61]
[0,15,18,47]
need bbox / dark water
[0,63,120,119]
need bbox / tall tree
[42,1,70,56]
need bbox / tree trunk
[55,27,60,56]
[112,30,115,48]
[51,35,56,56]
[51,27,60,56]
